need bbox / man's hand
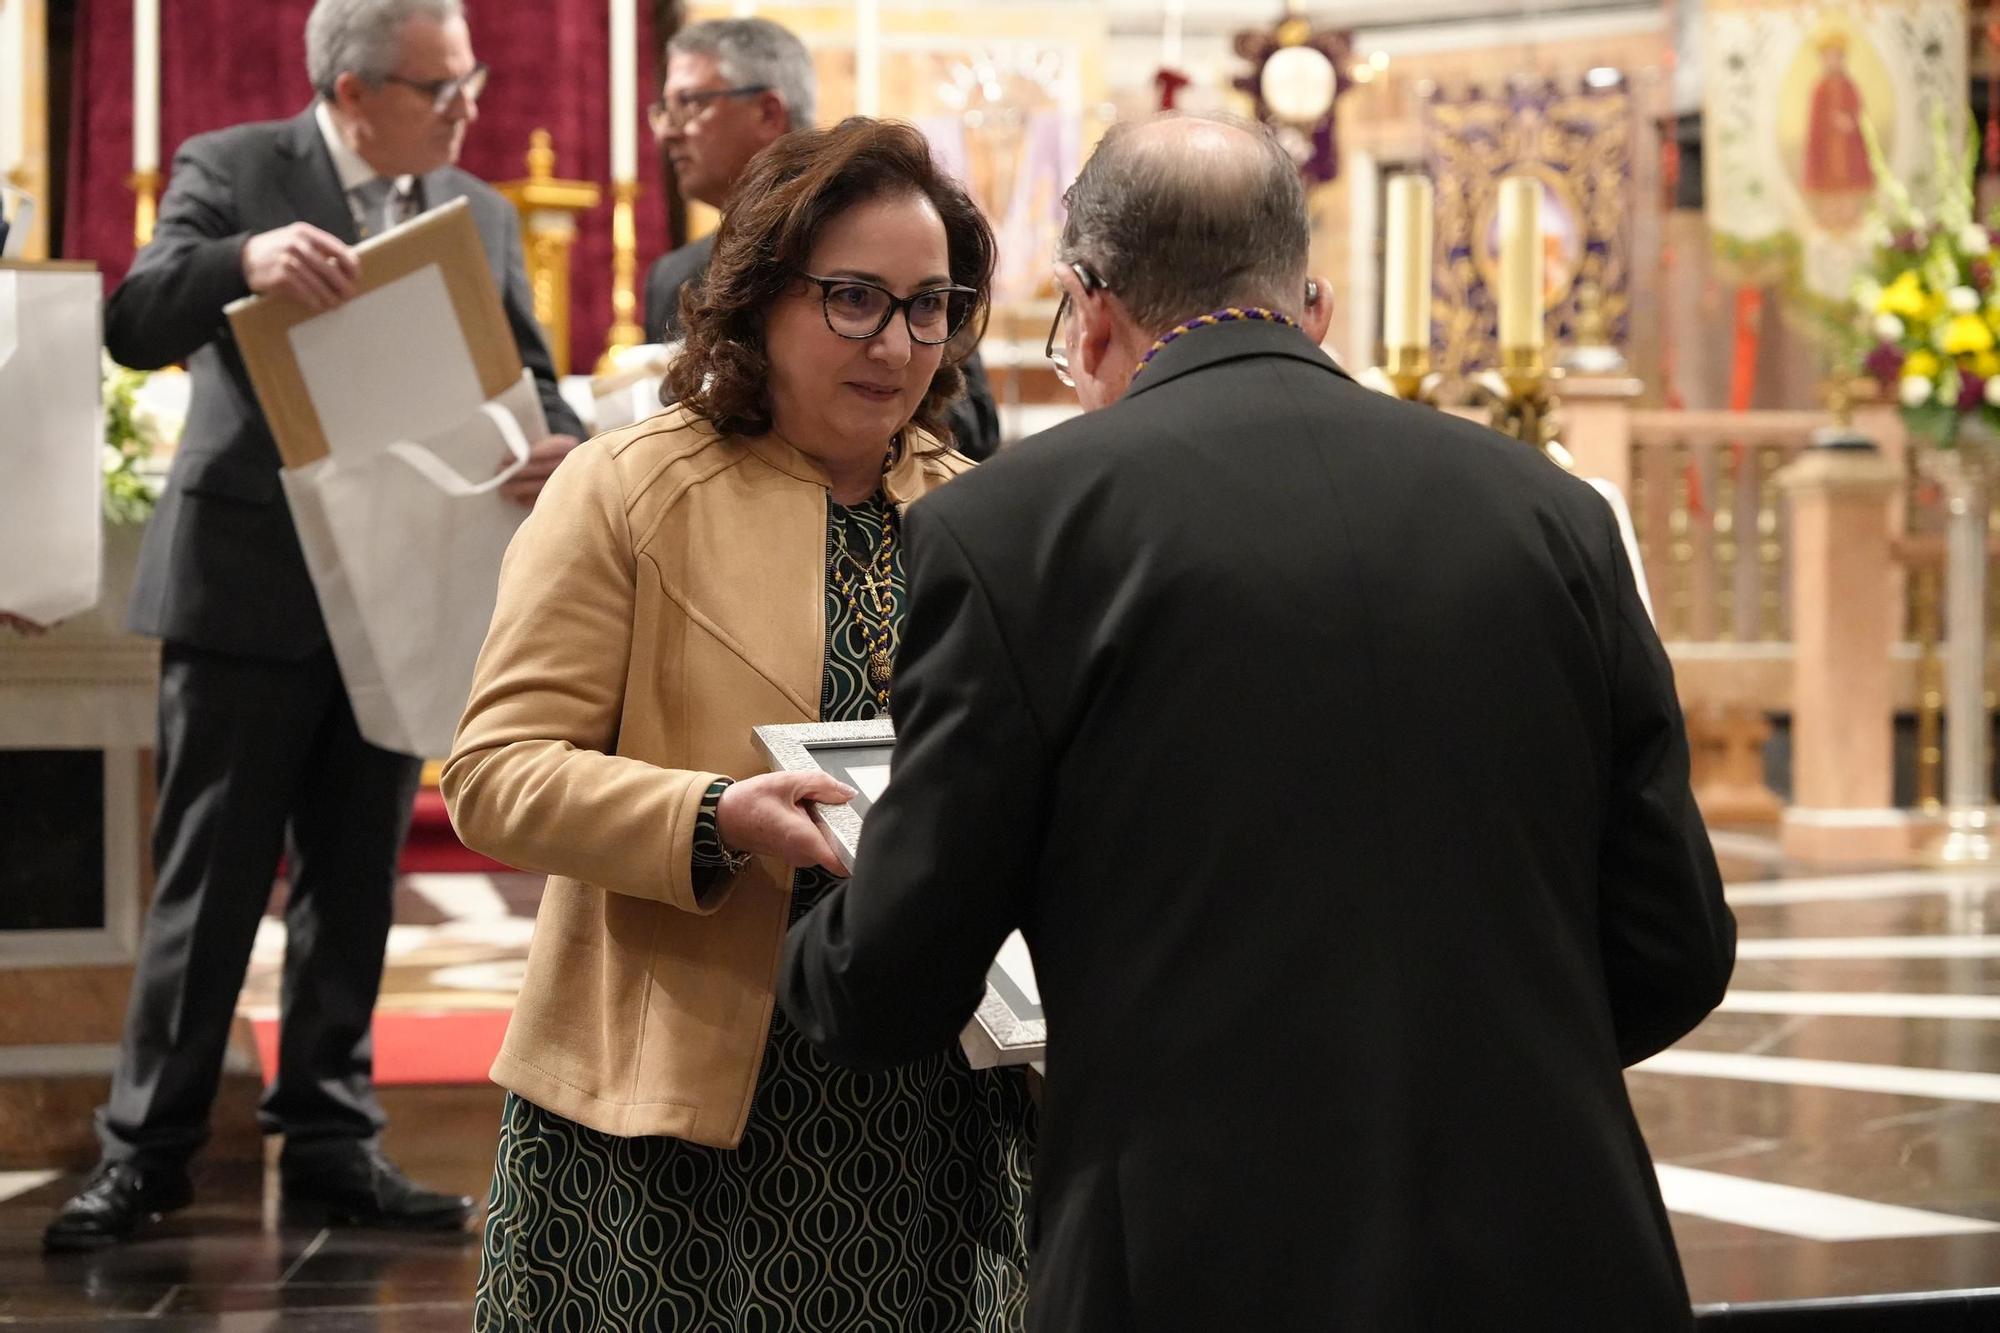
[502,434,581,507]
[241,223,358,313]
[715,771,857,876]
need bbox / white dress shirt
[314,100,417,238]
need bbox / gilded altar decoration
[1423,75,1632,383]
[1232,13,1355,183]
[1703,0,1965,306]
[495,131,601,377]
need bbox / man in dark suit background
[643,17,1002,459]
[780,114,1735,1330]
[640,17,811,347]
[44,0,583,1251]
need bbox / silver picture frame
[753,718,1045,1068]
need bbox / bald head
[1059,112,1309,333]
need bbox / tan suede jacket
[443,405,970,1146]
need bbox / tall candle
[0,0,25,183]
[1162,0,1185,70]
[133,0,160,173]
[855,0,880,117]
[1497,174,1543,351]
[609,0,636,181]
[1381,174,1434,354]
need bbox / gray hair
[1058,113,1308,333]
[669,18,816,132]
[307,0,463,95]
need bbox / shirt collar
[314,99,415,198]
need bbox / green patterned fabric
[476,488,1036,1332]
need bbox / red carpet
[250,1009,510,1087]
[401,788,511,874]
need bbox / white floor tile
[1719,991,2000,1021]
[1655,1164,2000,1240]
[1635,1049,2000,1104]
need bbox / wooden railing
[1627,410,1840,643]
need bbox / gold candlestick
[129,168,162,248]
[1477,345,1570,468]
[596,178,644,375]
[497,130,603,377]
[1380,345,1439,404]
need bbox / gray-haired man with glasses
[43,0,582,1253]
[645,17,1002,456]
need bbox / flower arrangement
[101,355,181,524]
[1855,119,1999,446]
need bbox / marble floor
[2,837,1997,1328]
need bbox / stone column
[1775,442,1907,861]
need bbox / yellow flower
[1878,270,1931,319]
[1941,313,1995,356]
[1973,350,2000,378]
[1906,349,1941,379]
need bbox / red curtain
[65,0,665,373]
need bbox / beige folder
[225,198,521,469]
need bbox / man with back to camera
[44,0,584,1252]
[778,113,1735,1331]
[644,15,1003,459]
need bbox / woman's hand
[716,771,857,876]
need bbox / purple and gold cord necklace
[1132,306,1298,378]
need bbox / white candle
[855,0,880,117]
[1382,174,1434,354]
[609,0,636,181]
[1497,174,1543,351]
[1162,0,1185,70]
[133,0,160,173]
[0,0,22,182]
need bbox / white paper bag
[281,371,544,756]
[0,267,103,624]
[1586,478,1656,627]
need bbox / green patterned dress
[476,489,1037,1332]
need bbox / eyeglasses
[1044,262,1106,387]
[648,84,771,134]
[381,61,489,114]
[801,274,979,345]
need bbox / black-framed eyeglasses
[648,84,771,134]
[1045,262,1105,387]
[800,273,979,345]
[381,61,489,114]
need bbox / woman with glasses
[444,118,1033,1331]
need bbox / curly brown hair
[664,118,997,453]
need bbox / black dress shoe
[279,1145,472,1231]
[42,1161,194,1253]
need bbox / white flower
[1856,278,1885,310]
[1902,374,1937,407]
[1874,313,1906,342]
[1962,224,1993,255]
[1949,286,1982,314]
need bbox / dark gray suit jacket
[782,319,1733,1331]
[641,232,713,346]
[107,105,581,661]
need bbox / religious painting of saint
[1779,24,1893,232]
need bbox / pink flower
[1960,374,1988,412]
[1865,342,1905,384]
